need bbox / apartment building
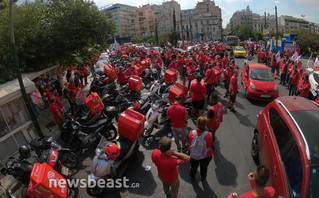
[177,0,222,41]
[154,0,181,36]
[136,4,157,37]
[226,6,253,34]
[100,3,137,38]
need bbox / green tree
[131,35,143,44]
[169,9,178,46]
[232,23,254,41]
[0,0,116,83]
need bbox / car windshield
[290,110,319,198]
[236,47,245,51]
[250,68,274,81]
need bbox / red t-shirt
[167,103,188,128]
[151,149,184,182]
[231,64,239,70]
[117,70,127,83]
[300,81,311,98]
[224,67,233,82]
[290,71,300,85]
[206,69,216,85]
[229,75,238,94]
[190,82,207,101]
[177,58,184,67]
[49,103,62,122]
[169,62,178,70]
[187,66,196,80]
[188,130,213,158]
[155,58,162,69]
[222,57,229,68]
[316,95,319,104]
[240,187,275,198]
[125,68,133,77]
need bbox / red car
[241,63,279,100]
[251,96,319,198]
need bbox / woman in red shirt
[300,74,311,98]
[188,116,213,181]
[117,66,127,85]
[289,67,301,96]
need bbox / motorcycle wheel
[103,124,117,141]
[142,126,154,138]
[60,152,78,169]
[144,135,155,147]
[86,186,104,197]
[61,132,72,142]
[69,139,81,152]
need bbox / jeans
[206,84,214,99]
[190,156,213,179]
[258,58,260,63]
[289,84,297,96]
[271,66,275,74]
[280,73,287,84]
[199,67,205,77]
[224,80,230,96]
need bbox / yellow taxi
[234,46,247,58]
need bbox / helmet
[133,102,140,111]
[19,146,31,159]
[104,143,120,159]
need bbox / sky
[93,0,319,28]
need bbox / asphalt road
[74,57,291,198]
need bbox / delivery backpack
[190,130,209,160]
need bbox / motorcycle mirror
[0,168,7,175]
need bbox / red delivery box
[104,64,117,82]
[28,163,67,198]
[164,69,178,84]
[128,75,143,92]
[134,65,143,75]
[86,92,105,115]
[118,109,145,141]
[169,83,189,103]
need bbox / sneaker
[182,146,189,154]
[227,106,231,109]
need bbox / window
[269,108,303,197]
[0,98,30,133]
[213,27,215,32]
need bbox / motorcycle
[65,106,118,152]
[28,136,79,176]
[149,72,173,98]
[86,136,139,197]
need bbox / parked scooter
[28,136,79,176]
[65,106,118,152]
[142,97,171,139]
[86,136,139,197]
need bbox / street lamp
[9,0,44,137]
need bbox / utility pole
[264,12,267,49]
[190,15,193,42]
[10,0,43,138]
[275,6,279,53]
[180,13,184,47]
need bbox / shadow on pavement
[214,140,238,187]
[99,151,156,197]
[232,111,255,128]
[140,125,172,150]
[248,99,270,108]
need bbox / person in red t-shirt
[49,97,64,132]
[198,54,205,76]
[167,96,189,152]
[228,165,275,198]
[169,59,178,70]
[300,74,311,98]
[117,66,127,85]
[228,69,239,112]
[222,53,229,69]
[289,67,300,96]
[125,64,133,78]
[231,60,239,70]
[205,65,217,98]
[187,62,196,88]
[223,63,233,98]
[152,136,190,198]
[188,116,213,181]
[190,75,207,117]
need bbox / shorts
[171,127,188,140]
[230,94,237,103]
[192,100,205,110]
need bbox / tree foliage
[169,8,178,47]
[290,29,319,56]
[0,0,116,83]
